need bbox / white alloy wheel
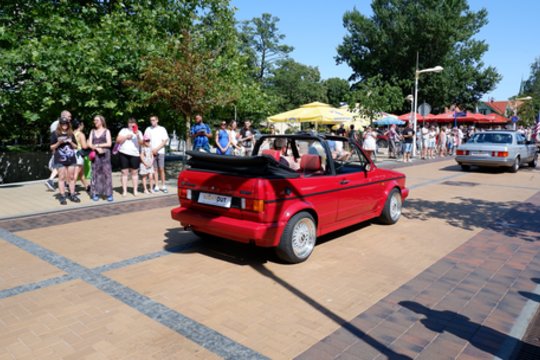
[389,191,402,222]
[291,217,316,259]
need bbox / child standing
[139,135,155,194]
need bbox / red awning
[475,113,509,124]
[423,112,509,124]
[397,113,432,122]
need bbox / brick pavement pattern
[297,191,540,360]
[0,158,539,359]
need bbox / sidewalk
[0,172,177,220]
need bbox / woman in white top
[362,126,377,161]
[228,120,243,155]
[116,118,143,196]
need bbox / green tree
[0,0,237,143]
[128,27,244,147]
[267,59,327,111]
[520,56,540,126]
[347,75,404,121]
[239,13,293,81]
[336,0,501,112]
[323,78,350,107]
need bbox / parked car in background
[375,129,390,148]
[171,133,409,263]
[455,130,538,172]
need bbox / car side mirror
[364,163,372,173]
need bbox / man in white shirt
[144,116,169,193]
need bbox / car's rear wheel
[378,188,402,225]
[529,154,538,168]
[460,164,471,171]
[276,212,316,264]
[509,157,520,173]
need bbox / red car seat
[299,154,323,175]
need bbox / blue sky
[231,0,539,101]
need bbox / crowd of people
[337,122,539,163]
[47,110,537,205]
[190,115,257,156]
[46,110,169,205]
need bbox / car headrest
[262,149,281,162]
[300,154,321,171]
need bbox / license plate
[198,192,232,208]
[470,151,488,156]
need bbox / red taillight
[241,199,265,212]
[456,150,468,155]
[493,151,508,157]
[179,188,192,200]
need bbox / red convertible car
[171,133,409,263]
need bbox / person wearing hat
[50,116,79,205]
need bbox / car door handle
[340,180,349,185]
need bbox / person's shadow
[400,300,540,358]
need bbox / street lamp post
[412,65,443,157]
[509,96,532,130]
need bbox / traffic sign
[418,102,431,116]
[511,116,519,123]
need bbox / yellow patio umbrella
[268,102,355,125]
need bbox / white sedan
[455,130,538,172]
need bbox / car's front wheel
[510,157,520,173]
[276,212,316,263]
[378,188,402,225]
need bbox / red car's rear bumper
[171,207,284,247]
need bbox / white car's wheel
[510,157,520,173]
[529,154,538,168]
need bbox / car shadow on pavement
[163,227,274,265]
[441,164,538,173]
[163,221,375,265]
[251,263,412,359]
[403,197,539,242]
[399,300,540,358]
[518,291,540,303]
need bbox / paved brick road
[0,158,539,359]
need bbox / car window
[477,133,512,144]
[332,138,369,174]
[516,134,525,145]
[469,133,484,143]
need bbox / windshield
[469,133,513,144]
